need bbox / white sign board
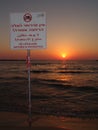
[10,12,46,49]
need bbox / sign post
[27,49,32,127]
[10,12,46,127]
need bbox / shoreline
[0,112,98,130]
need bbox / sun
[62,53,67,58]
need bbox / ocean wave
[0,76,27,81]
[58,70,97,74]
[36,78,98,88]
[31,70,51,73]
[0,103,98,119]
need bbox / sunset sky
[0,0,98,60]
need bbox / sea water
[0,60,98,118]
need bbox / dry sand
[0,112,98,130]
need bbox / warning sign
[10,12,46,50]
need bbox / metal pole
[27,49,32,128]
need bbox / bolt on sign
[10,12,46,49]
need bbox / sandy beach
[0,112,98,130]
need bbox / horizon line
[0,59,98,61]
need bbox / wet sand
[0,112,98,130]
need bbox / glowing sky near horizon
[0,0,98,60]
